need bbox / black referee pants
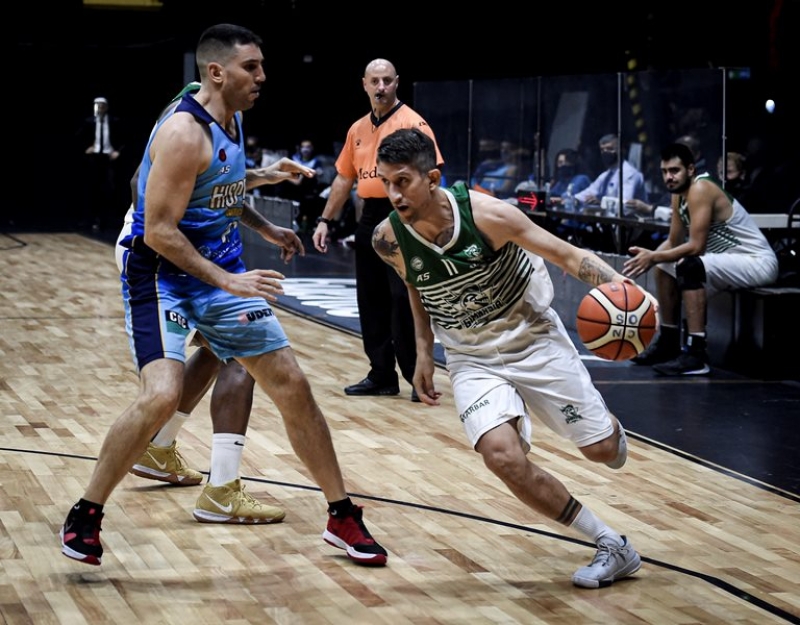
[353,198,416,386]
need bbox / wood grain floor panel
[0,233,797,624]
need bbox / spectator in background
[548,148,591,206]
[284,139,327,232]
[716,151,754,207]
[574,134,647,207]
[78,96,125,231]
[570,134,646,251]
[547,147,595,246]
[470,138,503,190]
[245,135,264,168]
[472,139,522,198]
[675,133,707,174]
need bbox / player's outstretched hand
[224,269,285,301]
[619,277,660,331]
[622,246,655,279]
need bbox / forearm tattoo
[241,205,268,230]
[577,256,617,286]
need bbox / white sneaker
[605,424,628,469]
[572,536,641,588]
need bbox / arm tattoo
[241,203,268,230]
[577,256,616,286]
[372,228,401,261]
[371,227,407,280]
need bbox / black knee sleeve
[676,256,706,291]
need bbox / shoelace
[236,485,263,508]
[173,449,189,470]
[590,541,628,567]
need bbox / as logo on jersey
[411,257,424,271]
[219,149,227,162]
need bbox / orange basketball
[576,282,657,361]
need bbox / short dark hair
[555,148,579,166]
[196,24,262,70]
[661,142,695,167]
[377,128,437,173]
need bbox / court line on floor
[3,446,797,624]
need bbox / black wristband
[316,216,333,226]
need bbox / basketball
[576,282,657,361]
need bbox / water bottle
[563,183,575,213]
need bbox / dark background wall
[9,0,798,230]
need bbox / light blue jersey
[120,93,247,274]
[117,92,288,370]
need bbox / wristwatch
[316,216,333,226]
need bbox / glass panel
[415,67,732,231]
[412,80,470,188]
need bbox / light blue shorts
[121,267,289,371]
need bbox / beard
[670,178,691,194]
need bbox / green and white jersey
[389,182,554,355]
[678,173,775,257]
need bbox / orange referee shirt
[335,102,444,199]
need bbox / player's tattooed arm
[241,200,269,230]
[577,255,619,286]
[372,226,406,280]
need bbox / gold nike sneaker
[193,479,286,524]
[129,441,204,486]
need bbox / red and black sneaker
[60,503,104,565]
[322,505,387,566]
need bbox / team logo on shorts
[561,404,583,424]
[238,308,274,324]
[165,310,188,332]
[459,398,489,423]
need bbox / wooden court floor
[1,233,798,625]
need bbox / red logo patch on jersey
[219,149,227,162]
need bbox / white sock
[208,433,245,486]
[151,411,190,447]
[570,506,622,546]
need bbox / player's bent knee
[579,434,617,463]
[676,255,706,291]
[218,360,254,387]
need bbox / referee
[312,58,444,400]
